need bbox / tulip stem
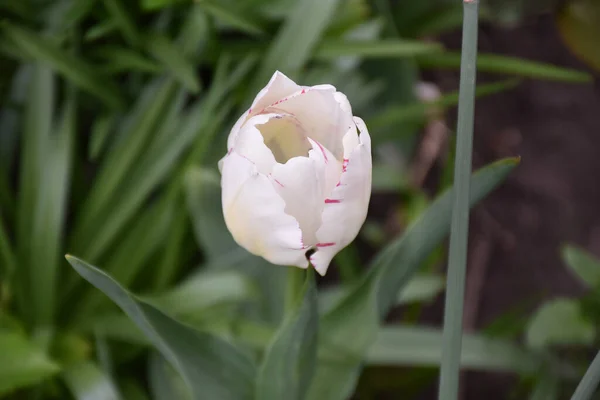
[285,267,307,316]
[438,1,479,400]
[570,350,600,400]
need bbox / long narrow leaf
[0,332,60,395]
[417,52,592,82]
[1,22,123,108]
[249,0,341,95]
[307,158,518,400]
[16,65,54,325]
[66,256,256,400]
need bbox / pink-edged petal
[221,152,308,268]
[250,71,302,116]
[270,156,324,246]
[310,120,372,275]
[307,138,342,201]
[260,86,352,161]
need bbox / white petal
[221,152,308,268]
[307,138,343,201]
[270,157,324,246]
[260,86,353,161]
[233,114,279,174]
[226,112,248,151]
[309,119,372,275]
[225,72,302,150]
[250,71,302,115]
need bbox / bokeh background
[1,0,600,399]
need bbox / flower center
[257,114,311,163]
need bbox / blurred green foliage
[0,0,594,398]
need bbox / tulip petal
[309,118,372,275]
[250,71,301,116]
[260,87,353,161]
[307,138,343,202]
[270,156,324,247]
[221,152,308,268]
[232,114,279,174]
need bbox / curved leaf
[66,256,256,400]
[256,271,318,400]
[307,157,519,400]
[0,332,59,395]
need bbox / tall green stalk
[438,1,479,399]
[571,350,600,400]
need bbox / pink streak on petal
[324,198,341,204]
[316,141,329,164]
[269,174,285,187]
[316,242,336,247]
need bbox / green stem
[284,267,306,316]
[438,1,479,400]
[571,351,600,400]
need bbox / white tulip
[219,71,372,276]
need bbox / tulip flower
[219,71,371,275]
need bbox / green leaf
[256,271,318,400]
[94,47,163,74]
[526,298,595,349]
[146,34,201,93]
[102,0,141,47]
[529,372,559,400]
[557,0,600,73]
[367,325,541,373]
[314,39,442,59]
[368,78,520,135]
[141,0,187,11]
[396,274,445,305]
[70,198,174,320]
[66,256,256,400]
[28,92,75,326]
[1,22,123,108]
[562,245,600,288]
[70,78,178,258]
[319,274,444,314]
[62,361,121,400]
[148,352,191,400]
[307,158,519,400]
[0,332,60,395]
[249,0,342,95]
[88,114,116,161]
[15,65,54,325]
[199,1,266,36]
[146,269,258,318]
[417,52,592,82]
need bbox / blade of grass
[70,78,177,255]
[248,0,342,96]
[146,33,201,93]
[199,1,266,37]
[101,0,141,47]
[314,39,442,59]
[16,65,54,325]
[0,212,16,278]
[93,46,163,74]
[152,200,188,290]
[88,114,116,161]
[438,2,479,400]
[367,78,520,134]
[417,51,592,83]
[571,351,600,400]
[28,90,75,327]
[1,22,123,108]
